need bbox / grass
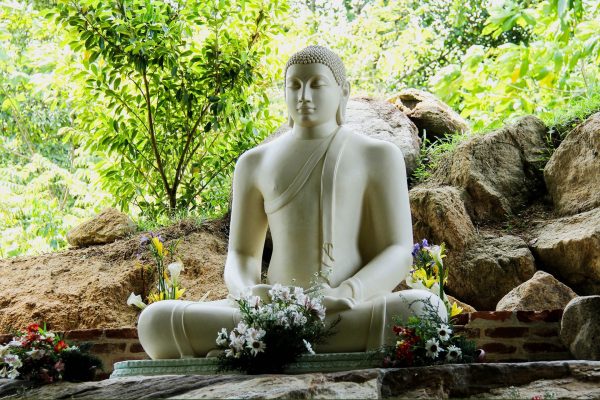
[134,208,211,233]
[410,130,473,185]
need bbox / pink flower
[54,360,65,372]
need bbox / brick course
[0,310,572,376]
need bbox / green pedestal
[111,352,384,378]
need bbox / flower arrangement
[406,239,463,317]
[215,284,336,374]
[127,232,193,310]
[383,299,478,367]
[0,323,102,382]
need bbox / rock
[447,295,476,313]
[544,112,600,216]
[430,116,547,222]
[67,208,136,247]
[530,207,600,295]
[268,96,421,175]
[560,296,600,360]
[410,186,477,253]
[388,88,470,140]
[447,235,536,311]
[0,219,229,332]
[177,370,379,399]
[496,271,577,311]
[6,362,600,399]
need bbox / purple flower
[140,235,150,246]
[421,238,429,248]
[411,243,421,257]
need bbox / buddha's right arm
[223,151,269,297]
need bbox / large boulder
[496,271,577,311]
[560,296,600,360]
[544,112,600,216]
[530,207,600,295]
[430,116,547,222]
[67,208,136,247]
[409,186,476,253]
[268,97,421,175]
[388,88,470,140]
[447,235,537,310]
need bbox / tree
[431,0,600,131]
[54,0,286,217]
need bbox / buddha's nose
[299,85,312,102]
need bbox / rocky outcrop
[4,361,600,399]
[269,97,421,175]
[447,235,536,310]
[530,207,600,295]
[430,116,547,222]
[410,186,477,253]
[496,271,577,311]
[67,208,136,247]
[560,296,600,360]
[544,112,600,216]
[388,88,470,140]
[0,220,229,332]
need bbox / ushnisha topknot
[285,45,346,86]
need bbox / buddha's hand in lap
[312,283,356,312]
[250,284,273,303]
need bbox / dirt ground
[0,218,231,333]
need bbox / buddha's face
[285,63,346,128]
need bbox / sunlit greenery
[1,0,599,257]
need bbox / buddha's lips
[298,107,315,113]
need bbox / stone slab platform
[3,361,600,399]
[111,352,385,377]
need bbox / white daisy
[425,338,441,359]
[215,328,228,346]
[446,345,462,362]
[437,324,452,342]
[247,340,266,356]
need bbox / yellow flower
[152,237,163,256]
[174,287,186,299]
[450,302,463,317]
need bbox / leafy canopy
[54,0,286,217]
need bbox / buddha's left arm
[340,142,414,301]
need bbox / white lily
[167,261,184,285]
[127,292,147,310]
[429,245,444,266]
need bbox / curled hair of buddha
[285,45,346,86]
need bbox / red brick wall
[453,310,570,362]
[0,310,571,378]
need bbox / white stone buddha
[138,45,447,359]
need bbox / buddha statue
[138,45,447,359]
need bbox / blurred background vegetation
[1,0,599,257]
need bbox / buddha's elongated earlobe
[337,81,351,125]
[336,105,344,125]
[288,115,294,127]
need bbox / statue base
[110,352,384,377]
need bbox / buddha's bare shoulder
[234,132,290,172]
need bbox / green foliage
[0,137,111,258]
[432,0,600,131]
[53,0,286,218]
[0,1,112,258]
